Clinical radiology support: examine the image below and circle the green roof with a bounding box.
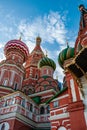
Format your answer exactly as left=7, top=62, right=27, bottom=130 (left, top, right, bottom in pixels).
left=32, top=96, right=41, bottom=104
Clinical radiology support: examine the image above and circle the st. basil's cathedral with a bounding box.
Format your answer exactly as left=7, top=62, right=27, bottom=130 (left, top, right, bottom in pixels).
left=0, top=4, right=87, bottom=130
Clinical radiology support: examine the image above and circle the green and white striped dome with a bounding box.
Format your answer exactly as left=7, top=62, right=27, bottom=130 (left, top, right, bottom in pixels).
left=38, top=56, right=56, bottom=70
left=58, top=46, right=74, bottom=68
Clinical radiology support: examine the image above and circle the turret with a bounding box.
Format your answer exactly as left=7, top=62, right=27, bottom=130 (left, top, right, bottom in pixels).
left=58, top=45, right=74, bottom=69
left=0, top=39, right=29, bottom=96
left=22, top=36, right=44, bottom=95
left=4, top=39, right=29, bottom=65
left=38, top=56, right=56, bottom=77
left=75, top=5, right=87, bottom=54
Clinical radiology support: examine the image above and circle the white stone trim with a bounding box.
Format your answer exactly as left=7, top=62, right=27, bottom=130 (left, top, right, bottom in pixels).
left=51, top=121, right=60, bottom=125
left=0, top=112, right=50, bottom=128
left=70, top=79, right=77, bottom=102
left=29, top=89, right=56, bottom=97
left=50, top=106, right=68, bottom=113
left=62, top=119, right=70, bottom=125
left=51, top=94, right=69, bottom=102
left=41, top=94, right=53, bottom=99
left=84, top=109, right=87, bottom=126
left=66, top=124, right=71, bottom=127
left=0, top=113, right=16, bottom=120
left=49, top=112, right=69, bottom=120
left=0, top=64, right=24, bottom=73
left=51, top=126, right=57, bottom=128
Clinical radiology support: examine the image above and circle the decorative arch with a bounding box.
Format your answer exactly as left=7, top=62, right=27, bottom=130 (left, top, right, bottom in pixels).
left=0, top=122, right=9, bottom=130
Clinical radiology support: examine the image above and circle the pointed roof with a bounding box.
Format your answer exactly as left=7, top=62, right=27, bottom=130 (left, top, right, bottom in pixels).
left=25, top=36, right=44, bottom=68
left=31, top=36, right=43, bottom=54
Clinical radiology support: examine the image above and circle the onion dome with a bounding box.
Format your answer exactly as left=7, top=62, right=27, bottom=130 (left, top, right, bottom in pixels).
left=58, top=45, right=74, bottom=68
left=38, top=56, right=56, bottom=70
left=4, top=39, right=29, bottom=61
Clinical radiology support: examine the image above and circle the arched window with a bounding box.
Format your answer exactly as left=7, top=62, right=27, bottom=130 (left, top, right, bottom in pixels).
left=28, top=89, right=33, bottom=95
left=1, top=123, right=5, bottom=130
left=5, top=100, right=8, bottom=107
left=14, top=83, right=18, bottom=90
left=58, top=126, right=66, bottom=130
left=54, top=101, right=58, bottom=107
left=40, top=106, right=45, bottom=114
left=47, top=105, right=50, bottom=114
left=35, top=73, right=38, bottom=79
left=30, top=104, right=33, bottom=112
left=21, top=99, right=25, bottom=107
left=12, top=98, right=15, bottom=105
left=3, top=79, right=8, bottom=86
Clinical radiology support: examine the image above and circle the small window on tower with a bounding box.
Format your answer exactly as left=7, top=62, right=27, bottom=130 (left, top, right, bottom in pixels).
left=12, top=55, right=15, bottom=60
left=3, top=79, right=8, bottom=86
left=54, top=101, right=58, bottom=107
left=30, top=104, right=33, bottom=112
left=40, top=106, right=45, bottom=114
left=1, top=123, right=5, bottom=130
left=12, top=98, right=15, bottom=105
left=35, top=74, right=38, bottom=79
left=21, top=99, right=25, bottom=107
left=47, top=105, right=50, bottom=114
left=14, top=83, right=18, bottom=90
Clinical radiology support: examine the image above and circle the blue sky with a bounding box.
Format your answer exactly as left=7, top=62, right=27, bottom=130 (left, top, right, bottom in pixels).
left=0, top=0, right=87, bottom=82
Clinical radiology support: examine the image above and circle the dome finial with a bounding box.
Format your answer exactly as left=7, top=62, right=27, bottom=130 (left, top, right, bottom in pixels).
left=45, top=50, right=48, bottom=57
left=66, top=39, right=69, bottom=48
left=79, top=4, right=85, bottom=11
left=36, top=35, right=42, bottom=45
left=19, top=32, right=23, bottom=41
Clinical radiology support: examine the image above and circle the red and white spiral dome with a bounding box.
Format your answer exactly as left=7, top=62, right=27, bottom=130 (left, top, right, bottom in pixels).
left=4, top=39, right=29, bottom=61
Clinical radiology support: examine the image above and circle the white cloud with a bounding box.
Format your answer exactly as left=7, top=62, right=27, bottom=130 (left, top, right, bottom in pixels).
left=17, top=11, right=67, bottom=48
left=0, top=10, right=68, bottom=82
left=17, top=11, right=67, bottom=82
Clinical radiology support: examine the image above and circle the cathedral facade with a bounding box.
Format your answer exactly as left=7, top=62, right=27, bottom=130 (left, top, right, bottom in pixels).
left=0, top=4, right=87, bottom=130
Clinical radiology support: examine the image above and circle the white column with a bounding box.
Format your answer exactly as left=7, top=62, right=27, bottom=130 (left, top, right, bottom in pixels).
left=70, top=79, right=77, bottom=102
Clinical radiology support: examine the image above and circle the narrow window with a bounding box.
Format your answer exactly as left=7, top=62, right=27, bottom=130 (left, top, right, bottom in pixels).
left=47, top=105, right=50, bottom=114
left=54, top=101, right=58, bottom=107
left=3, top=79, right=8, bottom=86
left=1, top=123, right=5, bottom=130
left=30, top=104, right=33, bottom=112
left=40, top=106, right=45, bottom=114
left=35, top=74, right=38, bottom=79
left=21, top=99, right=25, bottom=107
left=14, top=83, right=18, bottom=90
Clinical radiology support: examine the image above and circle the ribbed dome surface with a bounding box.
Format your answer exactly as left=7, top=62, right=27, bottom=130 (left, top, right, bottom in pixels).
left=4, top=39, right=29, bottom=60
left=58, top=46, right=74, bottom=68
left=38, top=56, right=56, bottom=70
